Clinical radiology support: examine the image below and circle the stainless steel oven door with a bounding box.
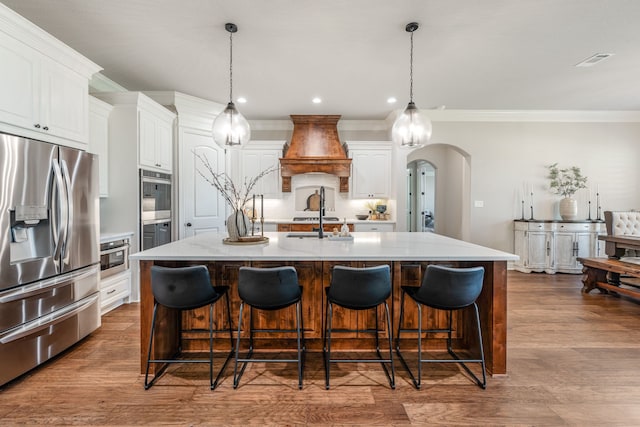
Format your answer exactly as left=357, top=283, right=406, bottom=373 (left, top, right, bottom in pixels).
left=140, top=170, right=171, bottom=222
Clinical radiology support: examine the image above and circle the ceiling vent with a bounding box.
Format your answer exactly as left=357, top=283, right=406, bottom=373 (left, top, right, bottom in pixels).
left=575, top=53, right=614, bottom=67
left=280, top=115, right=352, bottom=193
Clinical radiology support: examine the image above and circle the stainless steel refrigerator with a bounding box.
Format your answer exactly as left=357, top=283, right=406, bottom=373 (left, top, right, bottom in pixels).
left=0, top=132, right=101, bottom=386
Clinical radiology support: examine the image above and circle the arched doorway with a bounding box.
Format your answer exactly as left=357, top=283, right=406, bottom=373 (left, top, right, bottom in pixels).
left=406, top=144, right=471, bottom=241
left=406, top=160, right=436, bottom=232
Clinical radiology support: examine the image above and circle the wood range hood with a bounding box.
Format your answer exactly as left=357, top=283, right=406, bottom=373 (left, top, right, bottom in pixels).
left=280, top=115, right=352, bottom=192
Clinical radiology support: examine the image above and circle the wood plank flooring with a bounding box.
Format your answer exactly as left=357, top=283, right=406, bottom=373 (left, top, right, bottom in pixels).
left=2, top=271, right=640, bottom=425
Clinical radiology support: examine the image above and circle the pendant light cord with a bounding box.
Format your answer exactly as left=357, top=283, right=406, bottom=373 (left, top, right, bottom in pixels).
left=228, top=30, right=233, bottom=103
left=409, top=30, right=414, bottom=103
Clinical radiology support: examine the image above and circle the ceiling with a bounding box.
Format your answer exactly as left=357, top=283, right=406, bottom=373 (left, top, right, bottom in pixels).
left=3, top=0, right=640, bottom=120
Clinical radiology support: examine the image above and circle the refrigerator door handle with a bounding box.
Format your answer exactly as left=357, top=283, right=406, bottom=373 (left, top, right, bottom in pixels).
left=0, top=294, right=99, bottom=344
left=51, top=158, right=66, bottom=266
left=0, top=265, right=99, bottom=303
left=60, top=159, right=72, bottom=264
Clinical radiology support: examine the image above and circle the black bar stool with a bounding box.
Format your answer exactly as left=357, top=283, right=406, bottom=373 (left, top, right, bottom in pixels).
left=144, top=265, right=234, bottom=390
left=396, top=264, right=486, bottom=389
left=233, top=266, right=305, bottom=389
left=324, top=265, right=395, bottom=389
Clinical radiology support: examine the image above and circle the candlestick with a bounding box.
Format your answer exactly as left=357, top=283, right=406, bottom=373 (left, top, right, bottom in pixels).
left=260, top=195, right=264, bottom=237
left=596, top=191, right=601, bottom=220
left=252, top=195, right=256, bottom=236
left=521, top=200, right=525, bottom=220
left=529, top=189, right=534, bottom=220
left=588, top=200, right=592, bottom=220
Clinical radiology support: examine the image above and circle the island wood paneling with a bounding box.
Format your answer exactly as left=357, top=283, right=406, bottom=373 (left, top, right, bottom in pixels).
left=139, top=258, right=508, bottom=376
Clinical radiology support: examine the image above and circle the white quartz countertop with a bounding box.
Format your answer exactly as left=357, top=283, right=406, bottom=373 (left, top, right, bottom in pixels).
left=130, top=231, right=518, bottom=262
left=263, top=218, right=395, bottom=224
left=100, top=231, right=134, bottom=243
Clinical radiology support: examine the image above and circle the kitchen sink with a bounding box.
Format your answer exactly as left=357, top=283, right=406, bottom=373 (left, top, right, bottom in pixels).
left=285, top=233, right=321, bottom=238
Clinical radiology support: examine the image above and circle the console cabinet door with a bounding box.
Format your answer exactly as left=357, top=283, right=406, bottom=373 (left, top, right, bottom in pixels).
left=527, top=231, right=550, bottom=270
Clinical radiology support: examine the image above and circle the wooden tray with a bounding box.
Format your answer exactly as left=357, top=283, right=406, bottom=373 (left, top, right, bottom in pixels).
left=223, top=236, right=269, bottom=245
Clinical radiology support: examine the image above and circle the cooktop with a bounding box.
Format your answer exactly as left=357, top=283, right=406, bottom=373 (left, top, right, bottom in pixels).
left=292, top=216, right=340, bottom=221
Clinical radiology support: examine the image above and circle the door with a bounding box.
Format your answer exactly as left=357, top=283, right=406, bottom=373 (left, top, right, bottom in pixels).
left=179, top=128, right=226, bottom=238
left=0, top=134, right=58, bottom=290
left=59, top=146, right=99, bottom=273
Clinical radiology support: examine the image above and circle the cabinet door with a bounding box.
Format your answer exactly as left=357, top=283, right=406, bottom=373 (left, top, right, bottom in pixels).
left=351, top=149, right=391, bottom=198
left=240, top=148, right=280, bottom=198
left=513, top=229, right=526, bottom=268
left=527, top=232, right=550, bottom=270
left=554, top=232, right=576, bottom=270
left=40, top=57, right=88, bottom=145
left=575, top=232, right=594, bottom=263
left=138, top=110, right=157, bottom=168
left=155, top=119, right=173, bottom=172
left=0, top=33, right=38, bottom=130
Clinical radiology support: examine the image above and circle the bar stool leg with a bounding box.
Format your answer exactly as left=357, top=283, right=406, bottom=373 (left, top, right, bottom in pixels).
left=416, top=303, right=423, bottom=389
left=324, top=302, right=333, bottom=390
left=383, top=302, right=396, bottom=389
left=233, top=302, right=245, bottom=389
left=296, top=300, right=303, bottom=389
left=144, top=303, right=159, bottom=390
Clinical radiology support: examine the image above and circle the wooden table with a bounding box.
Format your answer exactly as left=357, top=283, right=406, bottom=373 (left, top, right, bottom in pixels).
left=131, top=232, right=517, bottom=376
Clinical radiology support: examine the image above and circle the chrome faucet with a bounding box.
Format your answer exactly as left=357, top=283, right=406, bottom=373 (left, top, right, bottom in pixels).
left=318, top=186, right=325, bottom=239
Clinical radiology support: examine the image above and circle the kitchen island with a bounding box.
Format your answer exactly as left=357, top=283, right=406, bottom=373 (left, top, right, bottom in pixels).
left=131, top=232, right=518, bottom=375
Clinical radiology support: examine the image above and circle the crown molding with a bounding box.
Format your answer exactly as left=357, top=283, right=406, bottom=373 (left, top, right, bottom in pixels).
left=386, top=109, right=640, bottom=123
left=89, top=73, right=127, bottom=93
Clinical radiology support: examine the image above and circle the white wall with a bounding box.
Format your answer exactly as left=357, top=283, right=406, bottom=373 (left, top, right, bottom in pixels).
left=412, top=117, right=640, bottom=253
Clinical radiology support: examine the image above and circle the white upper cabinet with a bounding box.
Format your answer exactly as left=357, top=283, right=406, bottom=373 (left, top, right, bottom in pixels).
left=93, top=92, right=176, bottom=174
left=88, top=96, right=113, bottom=197
left=240, top=141, right=283, bottom=198
left=0, top=4, right=101, bottom=148
left=138, top=107, right=174, bottom=172
left=347, top=141, right=392, bottom=199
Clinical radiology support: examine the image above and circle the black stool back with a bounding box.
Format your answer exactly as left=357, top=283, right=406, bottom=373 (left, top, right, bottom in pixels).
left=328, top=265, right=391, bottom=309
left=238, top=266, right=301, bottom=310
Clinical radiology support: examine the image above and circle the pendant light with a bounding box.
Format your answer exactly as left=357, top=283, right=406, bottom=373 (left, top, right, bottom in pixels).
left=392, top=22, right=432, bottom=148
left=213, top=22, right=251, bottom=147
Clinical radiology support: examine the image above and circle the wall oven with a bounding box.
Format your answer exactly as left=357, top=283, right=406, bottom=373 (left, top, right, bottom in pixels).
left=100, top=238, right=130, bottom=279
left=140, top=169, right=173, bottom=250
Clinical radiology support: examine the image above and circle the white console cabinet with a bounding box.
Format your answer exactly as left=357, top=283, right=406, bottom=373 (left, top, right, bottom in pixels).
left=513, top=220, right=606, bottom=274
left=347, top=141, right=392, bottom=199
left=0, top=4, right=101, bottom=148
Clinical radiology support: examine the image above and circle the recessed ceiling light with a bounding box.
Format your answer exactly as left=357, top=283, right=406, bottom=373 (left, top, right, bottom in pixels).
left=312, top=97, right=322, bottom=104
left=575, top=53, right=614, bottom=67
left=236, top=97, right=247, bottom=103
left=387, top=97, right=397, bottom=104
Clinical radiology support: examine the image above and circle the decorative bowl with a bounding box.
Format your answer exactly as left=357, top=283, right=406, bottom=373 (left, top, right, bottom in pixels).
left=356, top=214, right=369, bottom=220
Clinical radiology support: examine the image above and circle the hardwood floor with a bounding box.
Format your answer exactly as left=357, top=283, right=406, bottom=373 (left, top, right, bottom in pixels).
left=2, top=271, right=640, bottom=425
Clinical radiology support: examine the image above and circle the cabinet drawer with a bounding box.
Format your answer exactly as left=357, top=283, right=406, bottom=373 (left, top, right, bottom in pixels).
left=527, top=222, right=555, bottom=232
left=355, top=223, right=395, bottom=232
left=555, top=223, right=592, bottom=232
left=100, top=272, right=131, bottom=313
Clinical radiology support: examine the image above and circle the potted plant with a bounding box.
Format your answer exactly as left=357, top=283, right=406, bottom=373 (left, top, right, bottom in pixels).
left=195, top=152, right=277, bottom=240
left=547, top=163, right=588, bottom=220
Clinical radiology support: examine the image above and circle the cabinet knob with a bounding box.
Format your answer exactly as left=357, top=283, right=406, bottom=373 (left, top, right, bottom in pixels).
left=186, top=222, right=192, bottom=227
left=34, top=124, right=40, bottom=129
left=43, top=126, right=49, bottom=131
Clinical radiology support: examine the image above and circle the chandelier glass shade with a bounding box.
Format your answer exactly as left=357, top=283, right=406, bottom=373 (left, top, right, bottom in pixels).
left=212, top=22, right=250, bottom=147
left=392, top=22, right=432, bottom=148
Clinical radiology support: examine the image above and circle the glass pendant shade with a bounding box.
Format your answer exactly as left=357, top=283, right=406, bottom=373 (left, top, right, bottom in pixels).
left=213, top=101, right=251, bottom=147
left=392, top=101, right=432, bottom=148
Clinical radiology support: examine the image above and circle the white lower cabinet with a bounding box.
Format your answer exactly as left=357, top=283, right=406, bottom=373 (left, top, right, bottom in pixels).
left=100, top=271, right=131, bottom=315
left=354, top=223, right=395, bottom=232
left=513, top=220, right=605, bottom=274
